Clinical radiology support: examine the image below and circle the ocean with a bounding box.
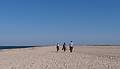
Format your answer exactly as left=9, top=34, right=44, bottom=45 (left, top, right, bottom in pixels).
left=0, top=46, right=36, bottom=50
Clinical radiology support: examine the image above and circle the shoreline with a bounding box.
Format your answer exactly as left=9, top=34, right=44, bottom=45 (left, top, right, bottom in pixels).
left=0, top=45, right=120, bottom=50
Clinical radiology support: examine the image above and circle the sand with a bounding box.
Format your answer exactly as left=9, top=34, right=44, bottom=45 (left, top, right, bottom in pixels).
left=0, top=46, right=120, bottom=69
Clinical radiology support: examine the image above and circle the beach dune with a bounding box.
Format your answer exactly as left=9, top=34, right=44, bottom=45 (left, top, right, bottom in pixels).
left=0, top=46, right=120, bottom=69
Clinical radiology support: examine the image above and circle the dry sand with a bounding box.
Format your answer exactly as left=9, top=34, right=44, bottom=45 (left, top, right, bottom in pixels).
left=0, top=46, right=120, bottom=69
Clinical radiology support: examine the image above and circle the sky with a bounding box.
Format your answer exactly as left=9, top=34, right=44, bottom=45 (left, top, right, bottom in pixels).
left=0, top=0, right=120, bottom=45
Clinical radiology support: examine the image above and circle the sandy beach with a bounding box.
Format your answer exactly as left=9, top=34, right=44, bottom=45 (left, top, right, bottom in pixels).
left=0, top=46, right=120, bottom=69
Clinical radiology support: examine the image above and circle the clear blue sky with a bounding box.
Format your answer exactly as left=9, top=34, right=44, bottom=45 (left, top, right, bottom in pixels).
left=0, top=0, right=120, bottom=45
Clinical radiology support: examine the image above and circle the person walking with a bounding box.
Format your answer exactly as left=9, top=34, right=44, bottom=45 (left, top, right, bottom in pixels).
left=56, top=43, right=60, bottom=52
left=62, top=42, right=66, bottom=52
left=69, top=41, right=73, bottom=53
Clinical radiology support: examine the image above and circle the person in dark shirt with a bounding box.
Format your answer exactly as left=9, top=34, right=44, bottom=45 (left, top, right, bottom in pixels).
left=62, top=42, right=66, bottom=52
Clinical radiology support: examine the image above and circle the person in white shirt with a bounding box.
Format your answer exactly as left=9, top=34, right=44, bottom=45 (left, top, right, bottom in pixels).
left=56, top=43, right=60, bottom=52
left=69, top=41, right=73, bottom=53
